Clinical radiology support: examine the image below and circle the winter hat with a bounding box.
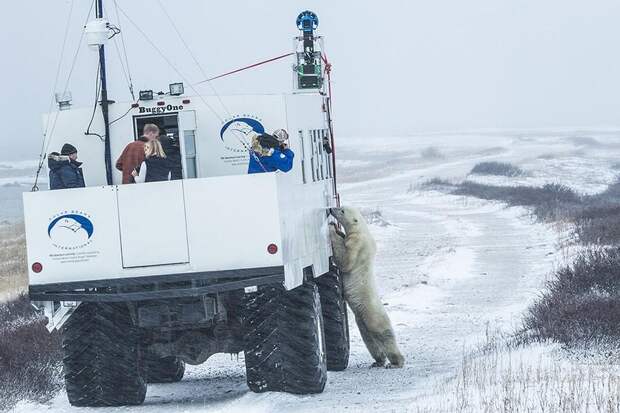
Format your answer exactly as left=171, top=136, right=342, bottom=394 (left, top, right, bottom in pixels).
left=61, top=143, right=77, bottom=156
left=272, top=129, right=289, bottom=142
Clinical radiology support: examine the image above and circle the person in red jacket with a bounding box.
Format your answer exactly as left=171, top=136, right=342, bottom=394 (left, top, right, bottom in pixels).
left=116, top=123, right=159, bottom=184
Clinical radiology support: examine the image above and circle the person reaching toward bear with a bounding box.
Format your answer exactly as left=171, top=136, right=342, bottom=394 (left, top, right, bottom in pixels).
left=329, top=206, right=405, bottom=369
left=247, top=129, right=294, bottom=174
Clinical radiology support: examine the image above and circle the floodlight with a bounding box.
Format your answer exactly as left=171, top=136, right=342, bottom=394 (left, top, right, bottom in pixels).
left=139, top=90, right=154, bottom=100
left=169, top=82, right=184, bottom=96
left=55, top=91, right=72, bottom=110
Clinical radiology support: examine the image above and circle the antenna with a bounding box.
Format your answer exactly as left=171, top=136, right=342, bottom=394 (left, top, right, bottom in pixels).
left=95, top=0, right=113, bottom=185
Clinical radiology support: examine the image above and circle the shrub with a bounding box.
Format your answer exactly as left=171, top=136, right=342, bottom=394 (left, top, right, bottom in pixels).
left=432, top=178, right=620, bottom=244
left=524, top=248, right=620, bottom=345
left=420, top=147, right=444, bottom=159
left=422, top=177, right=452, bottom=187
left=572, top=203, right=620, bottom=245
left=469, top=161, right=524, bottom=177
left=453, top=181, right=581, bottom=220
left=597, top=178, right=620, bottom=202
left=0, top=295, right=62, bottom=410
left=568, top=136, right=602, bottom=147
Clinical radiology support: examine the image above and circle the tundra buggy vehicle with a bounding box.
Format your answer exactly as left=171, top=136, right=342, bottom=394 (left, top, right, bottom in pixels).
left=25, top=7, right=349, bottom=406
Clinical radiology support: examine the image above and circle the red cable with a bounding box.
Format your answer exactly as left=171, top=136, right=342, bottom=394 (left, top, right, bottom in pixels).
left=196, top=52, right=295, bottom=84
left=194, top=49, right=341, bottom=205
left=321, top=53, right=339, bottom=206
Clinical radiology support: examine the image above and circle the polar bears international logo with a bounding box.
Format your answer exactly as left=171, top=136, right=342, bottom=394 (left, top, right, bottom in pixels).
left=219, top=116, right=265, bottom=154
left=48, top=212, right=94, bottom=250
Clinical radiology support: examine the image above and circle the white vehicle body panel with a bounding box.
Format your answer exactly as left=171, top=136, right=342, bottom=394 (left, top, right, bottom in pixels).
left=24, top=186, right=123, bottom=284
left=26, top=93, right=336, bottom=290
left=117, top=181, right=189, bottom=268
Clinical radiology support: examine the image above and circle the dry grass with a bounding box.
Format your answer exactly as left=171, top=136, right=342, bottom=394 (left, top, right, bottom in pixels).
left=524, top=247, right=620, bottom=345
left=0, top=222, right=28, bottom=302
left=412, top=339, right=620, bottom=413
left=453, top=181, right=581, bottom=221
left=0, top=295, right=63, bottom=410
left=424, top=178, right=620, bottom=245
left=0, top=224, right=62, bottom=410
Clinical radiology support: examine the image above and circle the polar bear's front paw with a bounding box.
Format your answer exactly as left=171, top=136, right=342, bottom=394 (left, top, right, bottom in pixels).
left=329, top=222, right=346, bottom=239
left=386, top=353, right=405, bottom=369
left=370, top=360, right=386, bottom=368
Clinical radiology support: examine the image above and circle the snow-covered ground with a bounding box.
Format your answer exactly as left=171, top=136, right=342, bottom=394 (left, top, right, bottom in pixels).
left=0, top=160, right=41, bottom=225
left=13, top=131, right=620, bottom=412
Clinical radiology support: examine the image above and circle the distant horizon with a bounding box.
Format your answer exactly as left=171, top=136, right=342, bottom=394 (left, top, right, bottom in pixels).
left=4, top=1, right=620, bottom=161
left=4, top=125, right=619, bottom=164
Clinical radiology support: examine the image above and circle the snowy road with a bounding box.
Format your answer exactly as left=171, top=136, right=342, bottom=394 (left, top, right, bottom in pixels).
left=17, top=132, right=620, bottom=412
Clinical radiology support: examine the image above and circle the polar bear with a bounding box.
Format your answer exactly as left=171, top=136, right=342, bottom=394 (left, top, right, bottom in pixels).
left=329, top=207, right=405, bottom=368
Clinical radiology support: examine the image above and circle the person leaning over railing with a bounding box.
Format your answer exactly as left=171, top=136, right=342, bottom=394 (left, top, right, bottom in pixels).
left=48, top=143, right=85, bottom=190
left=247, top=129, right=295, bottom=174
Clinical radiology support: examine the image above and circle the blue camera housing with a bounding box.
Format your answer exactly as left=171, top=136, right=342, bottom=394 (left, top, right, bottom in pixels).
left=296, top=11, right=319, bottom=33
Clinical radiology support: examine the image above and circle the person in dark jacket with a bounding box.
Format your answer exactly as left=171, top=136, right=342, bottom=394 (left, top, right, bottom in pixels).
left=132, top=140, right=170, bottom=183
left=159, top=128, right=182, bottom=180
left=48, top=143, right=85, bottom=190
left=247, top=129, right=294, bottom=174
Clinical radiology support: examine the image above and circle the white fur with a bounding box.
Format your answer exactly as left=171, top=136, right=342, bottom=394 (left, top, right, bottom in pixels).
left=329, top=207, right=405, bottom=368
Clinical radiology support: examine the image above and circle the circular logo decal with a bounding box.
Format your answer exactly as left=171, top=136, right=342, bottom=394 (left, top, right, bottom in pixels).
left=48, top=213, right=94, bottom=250
left=219, top=116, right=265, bottom=154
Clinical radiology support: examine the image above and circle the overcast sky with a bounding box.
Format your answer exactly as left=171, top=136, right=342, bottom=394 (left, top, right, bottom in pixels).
left=2, top=0, right=620, bottom=160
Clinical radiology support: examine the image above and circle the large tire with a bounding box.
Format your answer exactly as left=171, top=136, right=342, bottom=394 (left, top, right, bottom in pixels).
left=316, top=267, right=350, bottom=371
left=63, top=303, right=147, bottom=407
left=143, top=350, right=185, bottom=383
left=243, top=281, right=327, bottom=394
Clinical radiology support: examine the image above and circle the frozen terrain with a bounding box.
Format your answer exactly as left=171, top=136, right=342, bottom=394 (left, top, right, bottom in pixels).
left=13, top=131, right=620, bottom=412
left=0, top=159, right=41, bottom=224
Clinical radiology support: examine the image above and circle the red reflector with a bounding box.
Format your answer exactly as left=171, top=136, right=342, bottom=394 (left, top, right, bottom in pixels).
left=32, top=262, right=43, bottom=273
left=267, top=244, right=278, bottom=254
left=182, top=99, right=191, bottom=104
left=157, top=101, right=166, bottom=106
left=131, top=103, right=139, bottom=108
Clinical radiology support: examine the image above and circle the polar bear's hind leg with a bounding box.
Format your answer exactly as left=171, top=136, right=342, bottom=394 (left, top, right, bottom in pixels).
left=379, top=329, right=405, bottom=368
left=359, top=304, right=405, bottom=369
left=355, top=315, right=386, bottom=367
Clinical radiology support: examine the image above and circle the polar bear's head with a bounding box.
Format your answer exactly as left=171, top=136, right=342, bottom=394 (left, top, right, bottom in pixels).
left=329, top=206, right=366, bottom=233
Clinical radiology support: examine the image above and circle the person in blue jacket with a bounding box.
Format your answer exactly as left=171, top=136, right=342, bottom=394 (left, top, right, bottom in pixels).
left=247, top=129, right=295, bottom=174
left=48, top=143, right=86, bottom=190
